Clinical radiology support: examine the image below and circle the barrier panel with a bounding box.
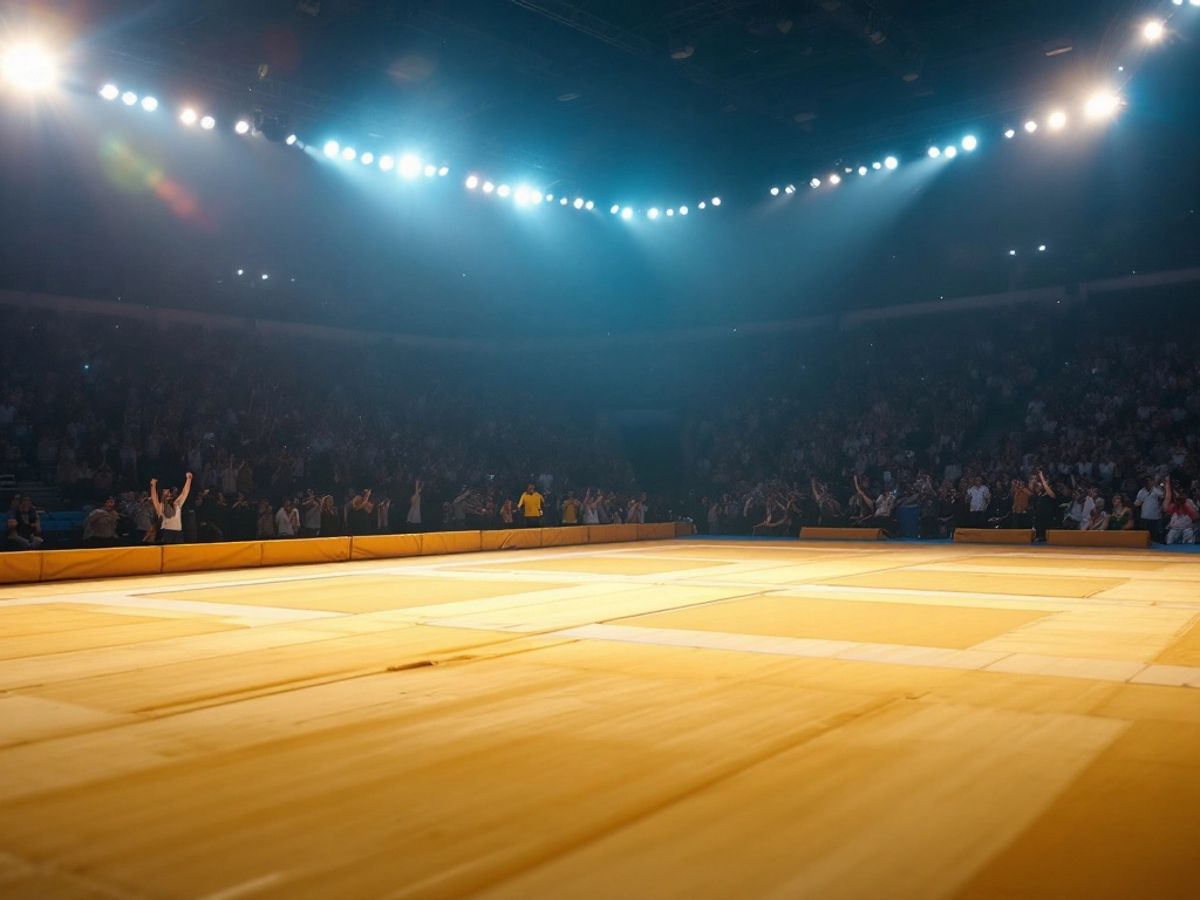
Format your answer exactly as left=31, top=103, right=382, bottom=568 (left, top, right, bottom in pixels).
left=637, top=523, right=677, bottom=541
left=350, top=533, right=423, bottom=560
left=40, top=546, right=163, bottom=582
left=954, top=529, right=1034, bottom=545
left=162, top=541, right=263, bottom=573
left=800, top=527, right=885, bottom=541
left=1047, top=530, right=1152, bottom=549
left=540, top=526, right=590, bottom=547
left=481, top=529, right=543, bottom=551
left=0, top=552, right=43, bottom=584
left=588, top=524, right=639, bottom=544
left=674, top=522, right=696, bottom=538
left=421, top=530, right=483, bottom=556
left=260, top=537, right=351, bottom=567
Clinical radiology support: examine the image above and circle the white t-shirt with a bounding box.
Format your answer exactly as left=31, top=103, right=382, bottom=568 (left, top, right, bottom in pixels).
left=1137, top=486, right=1164, bottom=520
left=275, top=507, right=297, bottom=537
left=967, top=485, right=990, bottom=512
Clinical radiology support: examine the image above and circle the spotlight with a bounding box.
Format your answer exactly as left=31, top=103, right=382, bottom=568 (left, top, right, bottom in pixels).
left=236, top=269, right=244, bottom=276
left=1142, top=20, right=1165, bottom=43
left=379, top=155, right=395, bottom=172
left=621, top=207, right=633, bottom=220
left=585, top=200, right=595, bottom=210
left=465, top=174, right=479, bottom=189
left=261, top=273, right=269, bottom=280
left=559, top=196, right=568, bottom=206
left=784, top=184, right=796, bottom=194
left=810, top=178, right=821, bottom=189
left=711, top=197, right=721, bottom=206
left=514, top=185, right=530, bottom=204
left=423, top=164, right=436, bottom=177
left=360, top=152, right=375, bottom=165
left=140, top=96, right=158, bottom=112
left=610, top=204, right=620, bottom=214
left=398, top=153, right=421, bottom=178
left=944, top=145, right=958, bottom=159
left=573, top=197, right=584, bottom=209
left=679, top=205, right=688, bottom=215
left=928, top=146, right=941, bottom=159
left=770, top=186, right=780, bottom=196
left=99, top=83, right=119, bottom=100
left=884, top=156, right=898, bottom=169
left=1004, top=128, right=1016, bottom=139
left=828, top=173, right=841, bottom=185
left=1048, top=110, right=1067, bottom=130
left=482, top=181, right=495, bottom=193
left=531, top=191, right=543, bottom=204
left=1, top=41, right=58, bottom=92
left=200, top=115, right=216, bottom=130
left=323, top=140, right=340, bottom=158
left=545, top=194, right=554, bottom=202
left=858, top=166, right=868, bottom=176
left=121, top=91, right=138, bottom=106
left=962, top=135, right=978, bottom=151
left=698, top=201, right=706, bottom=209
left=285, top=133, right=297, bottom=146
left=1024, top=119, right=1038, bottom=133
left=1038, top=244, right=1047, bottom=252
left=497, top=184, right=511, bottom=197
left=1008, top=249, right=1017, bottom=256
left=1084, top=91, right=1121, bottom=121
left=438, top=166, right=449, bottom=176
left=872, top=161, right=882, bottom=170
left=666, top=208, right=675, bottom=217
left=344, top=147, right=359, bottom=161
left=648, top=208, right=660, bottom=220
left=235, top=119, right=251, bottom=135
left=180, top=107, right=198, bottom=126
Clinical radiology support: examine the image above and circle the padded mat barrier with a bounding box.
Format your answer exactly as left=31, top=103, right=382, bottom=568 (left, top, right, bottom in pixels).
left=1048, top=530, right=1152, bottom=549
left=801, top=527, right=885, bottom=541
left=955, top=529, right=1035, bottom=545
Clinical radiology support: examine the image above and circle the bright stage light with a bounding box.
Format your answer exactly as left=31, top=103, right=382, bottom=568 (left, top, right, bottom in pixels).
left=531, top=191, right=543, bottom=204
left=514, top=185, right=529, bottom=204
left=711, top=197, right=721, bottom=206
left=1038, top=244, right=1047, bottom=252
left=1, top=41, right=58, bottom=92
left=1024, top=119, right=1038, bottom=133
left=497, top=184, right=511, bottom=197
left=559, top=196, right=568, bottom=206
left=1048, top=110, right=1067, bottom=130
left=360, top=152, right=375, bottom=165
left=872, top=161, right=882, bottom=170
left=200, top=115, right=216, bottom=130
left=236, top=268, right=244, bottom=276
left=585, top=200, right=594, bottom=210
left=666, top=208, right=674, bottom=217
left=342, top=147, right=357, bottom=161
left=99, top=83, right=119, bottom=100
left=829, top=173, right=841, bottom=185
left=180, top=107, right=198, bottom=126
left=858, top=166, right=868, bottom=176
left=784, top=184, right=796, bottom=194
left=1004, top=128, right=1016, bottom=139
left=261, top=273, right=269, bottom=281
left=379, top=155, right=395, bottom=172
left=810, top=177, right=821, bottom=188
left=610, top=204, right=620, bottom=214
left=545, top=194, right=555, bottom=203
left=1142, top=20, right=1165, bottom=43
left=944, top=145, right=958, bottom=159
left=621, top=207, right=633, bottom=220
left=648, top=207, right=660, bottom=220
left=1008, top=249, right=1017, bottom=256
left=235, top=119, right=251, bottom=135
left=1084, top=91, right=1121, bottom=121
left=770, top=186, right=780, bottom=196
left=285, top=134, right=297, bottom=146
left=679, top=205, right=688, bottom=215
left=573, top=197, right=584, bottom=209
left=928, top=146, right=941, bottom=159
left=884, top=156, right=899, bottom=170
left=438, top=165, right=449, bottom=176
left=140, top=96, right=158, bottom=112
left=121, top=91, right=138, bottom=106
left=398, top=153, right=421, bottom=178
left=698, top=201, right=706, bottom=209
left=962, top=135, right=978, bottom=151
left=423, top=164, right=436, bottom=177
left=465, top=174, right=479, bottom=189
left=482, top=181, right=495, bottom=193
left=323, top=140, right=340, bottom=158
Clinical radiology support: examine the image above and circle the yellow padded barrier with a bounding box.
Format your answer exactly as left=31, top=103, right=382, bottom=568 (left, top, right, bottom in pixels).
left=481, top=529, right=542, bottom=551
left=637, top=523, right=676, bottom=541
left=1047, top=530, right=1151, bottom=549
left=540, top=526, right=590, bottom=547
left=674, top=522, right=696, bottom=538
left=421, top=530, right=483, bottom=556
left=954, top=529, right=1034, bottom=545
left=40, top=546, right=163, bottom=582
left=589, top=524, right=639, bottom=544
left=0, top=552, right=43, bottom=584
left=260, top=537, right=351, bottom=567
left=350, top=533, right=423, bottom=560
left=801, top=527, right=885, bottom=541
left=162, top=541, right=263, bottom=573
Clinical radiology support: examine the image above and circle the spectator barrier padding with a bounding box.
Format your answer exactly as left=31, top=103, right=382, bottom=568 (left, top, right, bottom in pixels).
left=674, top=522, right=696, bottom=537
left=349, top=534, right=423, bottom=560
left=800, top=527, right=885, bottom=541
left=954, top=529, right=1035, bottom=545
left=1047, top=530, right=1151, bottom=549
left=0, top=525, right=687, bottom=584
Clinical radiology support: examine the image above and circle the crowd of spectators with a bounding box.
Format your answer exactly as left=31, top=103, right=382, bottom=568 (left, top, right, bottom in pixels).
left=3, top=293, right=1198, bottom=550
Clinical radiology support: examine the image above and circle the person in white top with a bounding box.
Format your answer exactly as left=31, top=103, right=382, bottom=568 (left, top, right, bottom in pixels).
left=150, top=472, right=192, bottom=544
left=1135, top=477, right=1165, bottom=541
left=275, top=499, right=300, bottom=537
left=965, top=476, right=990, bottom=528
left=406, top=479, right=422, bottom=531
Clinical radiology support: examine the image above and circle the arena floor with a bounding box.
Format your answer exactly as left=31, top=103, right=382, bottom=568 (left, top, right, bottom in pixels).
left=1, top=538, right=1199, bottom=899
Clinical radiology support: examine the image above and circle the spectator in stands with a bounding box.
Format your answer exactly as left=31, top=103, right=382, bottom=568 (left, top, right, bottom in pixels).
left=256, top=499, right=276, bottom=539
left=1135, top=477, right=1165, bottom=541
left=6, top=495, right=44, bottom=549
left=561, top=491, right=582, bottom=527
left=347, top=490, right=374, bottom=535
left=1082, top=498, right=1110, bottom=531
left=406, top=480, right=422, bottom=532
left=82, top=497, right=122, bottom=547
left=1163, top=479, right=1197, bottom=545
left=965, top=476, right=990, bottom=529
left=517, top=482, right=544, bottom=528
left=275, top=498, right=300, bottom=538
left=300, top=491, right=322, bottom=537
left=320, top=494, right=339, bottom=536
left=150, top=473, right=192, bottom=544
left=1109, top=494, right=1134, bottom=530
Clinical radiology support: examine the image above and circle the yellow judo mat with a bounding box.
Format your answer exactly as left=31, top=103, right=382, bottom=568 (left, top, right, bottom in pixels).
left=1, top=539, right=1199, bottom=899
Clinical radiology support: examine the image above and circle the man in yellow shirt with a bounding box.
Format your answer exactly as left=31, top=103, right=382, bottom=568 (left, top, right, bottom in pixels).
left=561, top=490, right=581, bottom=526
left=517, top=483, right=544, bottom=527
